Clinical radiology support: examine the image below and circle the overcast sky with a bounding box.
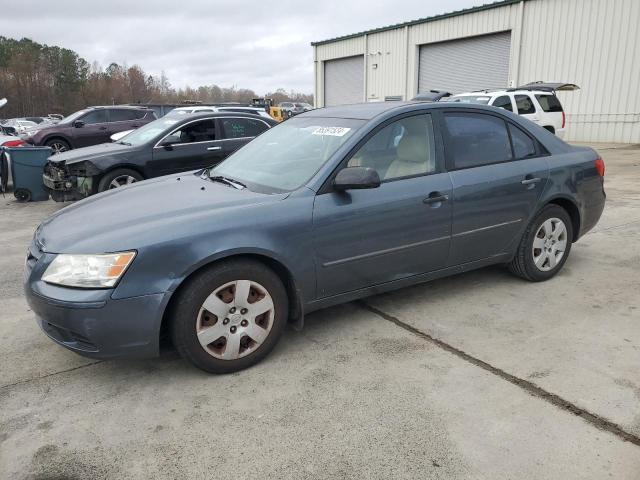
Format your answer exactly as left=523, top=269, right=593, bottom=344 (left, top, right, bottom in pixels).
left=3, top=0, right=482, bottom=94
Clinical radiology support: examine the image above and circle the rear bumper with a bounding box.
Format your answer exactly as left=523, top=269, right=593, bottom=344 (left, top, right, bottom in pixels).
left=25, top=286, right=166, bottom=359
left=578, top=190, right=606, bottom=239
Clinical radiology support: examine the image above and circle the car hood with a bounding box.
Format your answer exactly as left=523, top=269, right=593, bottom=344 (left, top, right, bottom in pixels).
left=37, top=173, right=288, bottom=253
left=48, top=142, right=133, bottom=165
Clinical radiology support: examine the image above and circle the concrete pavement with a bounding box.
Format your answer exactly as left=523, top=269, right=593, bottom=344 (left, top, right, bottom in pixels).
left=1, top=144, right=639, bottom=479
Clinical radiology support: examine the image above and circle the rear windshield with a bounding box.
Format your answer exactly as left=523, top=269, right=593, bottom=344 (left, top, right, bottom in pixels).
left=535, top=94, right=563, bottom=112
left=445, top=96, right=491, bottom=105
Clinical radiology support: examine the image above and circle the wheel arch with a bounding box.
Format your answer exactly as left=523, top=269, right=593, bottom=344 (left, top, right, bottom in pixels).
left=158, top=252, right=304, bottom=350
left=42, top=134, right=73, bottom=148
left=545, top=196, right=581, bottom=242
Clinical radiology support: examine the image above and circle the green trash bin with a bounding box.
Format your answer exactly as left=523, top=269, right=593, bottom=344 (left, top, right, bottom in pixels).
left=5, top=146, right=52, bottom=202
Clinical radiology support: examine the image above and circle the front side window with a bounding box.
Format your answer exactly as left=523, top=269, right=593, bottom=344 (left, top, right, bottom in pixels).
left=80, top=110, right=107, bottom=125
left=212, top=117, right=363, bottom=192
left=492, top=95, right=513, bottom=112
left=444, top=112, right=512, bottom=169
left=169, top=119, right=216, bottom=144
left=347, top=114, right=436, bottom=181
left=508, top=124, right=536, bottom=159
left=221, top=118, right=268, bottom=139
left=515, top=95, right=536, bottom=115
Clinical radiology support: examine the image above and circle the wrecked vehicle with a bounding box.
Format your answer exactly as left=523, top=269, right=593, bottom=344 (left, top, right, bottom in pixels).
left=43, top=112, right=277, bottom=201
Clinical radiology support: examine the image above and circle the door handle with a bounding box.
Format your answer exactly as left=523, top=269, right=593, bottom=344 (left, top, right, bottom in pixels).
left=521, top=177, right=541, bottom=185
left=207, top=146, right=222, bottom=151
left=423, top=192, right=449, bottom=205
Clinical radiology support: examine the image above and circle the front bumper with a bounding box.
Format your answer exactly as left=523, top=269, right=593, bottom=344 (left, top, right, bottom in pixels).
left=24, top=238, right=167, bottom=359
left=26, top=288, right=166, bottom=359
left=43, top=162, right=95, bottom=201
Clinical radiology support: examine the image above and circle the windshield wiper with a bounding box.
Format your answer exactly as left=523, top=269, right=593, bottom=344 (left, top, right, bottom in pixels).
left=208, top=175, right=246, bottom=190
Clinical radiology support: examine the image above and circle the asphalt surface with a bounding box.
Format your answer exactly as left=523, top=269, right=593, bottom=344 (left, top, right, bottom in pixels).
left=1, top=143, right=639, bottom=479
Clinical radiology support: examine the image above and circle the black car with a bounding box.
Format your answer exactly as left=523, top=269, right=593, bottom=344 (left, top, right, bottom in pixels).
left=43, top=112, right=277, bottom=201
left=23, top=105, right=157, bottom=154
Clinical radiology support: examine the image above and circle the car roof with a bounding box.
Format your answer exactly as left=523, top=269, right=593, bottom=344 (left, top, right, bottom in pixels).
left=175, top=111, right=277, bottom=123
left=453, top=89, right=554, bottom=97
left=88, top=105, right=154, bottom=110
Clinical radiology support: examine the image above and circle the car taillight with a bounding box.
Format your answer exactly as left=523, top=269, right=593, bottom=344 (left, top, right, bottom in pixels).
left=562, top=111, right=566, bottom=129
left=1, top=139, right=25, bottom=147
left=595, top=158, right=605, bottom=177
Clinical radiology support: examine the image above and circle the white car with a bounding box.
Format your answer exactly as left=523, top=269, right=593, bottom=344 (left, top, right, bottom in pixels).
left=2, top=118, right=39, bottom=134
left=444, top=82, right=579, bottom=138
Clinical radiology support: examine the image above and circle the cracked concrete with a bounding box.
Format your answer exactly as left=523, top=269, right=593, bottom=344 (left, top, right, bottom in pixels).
left=1, top=144, right=639, bottom=478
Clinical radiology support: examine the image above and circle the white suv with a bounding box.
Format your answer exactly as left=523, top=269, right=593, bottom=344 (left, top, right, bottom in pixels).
left=444, top=83, right=577, bottom=138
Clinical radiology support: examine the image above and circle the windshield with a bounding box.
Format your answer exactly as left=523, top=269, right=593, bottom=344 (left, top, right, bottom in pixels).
left=118, top=117, right=180, bottom=146
left=211, top=117, right=363, bottom=192
left=58, top=109, right=89, bottom=125
left=444, top=96, right=491, bottom=105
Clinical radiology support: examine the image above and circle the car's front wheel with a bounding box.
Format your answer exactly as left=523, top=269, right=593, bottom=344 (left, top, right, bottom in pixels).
left=97, top=168, right=144, bottom=192
left=170, top=259, right=288, bottom=373
left=509, top=204, right=573, bottom=281
left=44, top=138, right=70, bottom=155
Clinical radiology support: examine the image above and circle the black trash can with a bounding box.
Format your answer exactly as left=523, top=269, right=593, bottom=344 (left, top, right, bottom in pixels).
left=5, top=146, right=52, bottom=202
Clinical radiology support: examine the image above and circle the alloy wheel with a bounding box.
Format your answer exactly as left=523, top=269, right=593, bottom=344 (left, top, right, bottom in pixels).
left=49, top=142, right=68, bottom=154
left=109, top=175, right=138, bottom=189
left=532, top=217, right=568, bottom=271
left=196, top=280, right=275, bottom=360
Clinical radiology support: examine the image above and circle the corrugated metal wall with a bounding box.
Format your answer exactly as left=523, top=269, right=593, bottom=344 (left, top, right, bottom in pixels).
left=313, top=0, right=640, bottom=143
left=418, top=32, right=512, bottom=93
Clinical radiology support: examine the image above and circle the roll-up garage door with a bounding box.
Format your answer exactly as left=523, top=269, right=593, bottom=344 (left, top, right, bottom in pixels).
left=324, top=55, right=364, bottom=106
left=418, top=32, right=511, bottom=94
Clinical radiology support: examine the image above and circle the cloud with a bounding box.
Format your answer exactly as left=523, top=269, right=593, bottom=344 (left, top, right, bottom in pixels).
left=2, top=0, right=480, bottom=94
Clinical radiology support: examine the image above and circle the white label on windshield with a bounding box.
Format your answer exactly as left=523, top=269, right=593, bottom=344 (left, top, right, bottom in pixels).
left=312, top=126, right=351, bottom=137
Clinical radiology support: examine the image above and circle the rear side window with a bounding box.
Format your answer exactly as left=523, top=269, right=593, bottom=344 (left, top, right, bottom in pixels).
left=444, top=113, right=512, bottom=169
left=492, top=95, right=513, bottom=112
left=508, top=124, right=536, bottom=159
left=221, top=118, right=269, bottom=138
left=535, top=94, right=563, bottom=112
left=515, top=95, right=536, bottom=115
left=110, top=109, right=142, bottom=122
left=80, top=110, right=107, bottom=125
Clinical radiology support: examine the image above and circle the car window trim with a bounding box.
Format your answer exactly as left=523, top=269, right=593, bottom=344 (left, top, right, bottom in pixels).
left=440, top=109, right=548, bottom=171
left=317, top=110, right=446, bottom=195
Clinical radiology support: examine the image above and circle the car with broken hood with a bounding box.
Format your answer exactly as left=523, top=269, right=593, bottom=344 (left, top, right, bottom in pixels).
left=43, top=112, right=277, bottom=201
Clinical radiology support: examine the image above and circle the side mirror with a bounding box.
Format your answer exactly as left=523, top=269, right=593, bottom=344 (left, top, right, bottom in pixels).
left=73, top=120, right=84, bottom=128
left=333, top=166, right=381, bottom=191
left=159, top=134, right=180, bottom=149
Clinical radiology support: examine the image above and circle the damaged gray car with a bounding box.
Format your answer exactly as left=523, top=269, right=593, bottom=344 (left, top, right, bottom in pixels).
left=43, top=112, right=276, bottom=201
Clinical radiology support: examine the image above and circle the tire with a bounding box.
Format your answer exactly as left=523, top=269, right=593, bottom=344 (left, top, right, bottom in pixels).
left=508, top=204, right=573, bottom=282
left=44, top=138, right=70, bottom=155
left=97, top=168, right=144, bottom=192
left=14, top=188, right=31, bottom=202
left=170, top=259, right=288, bottom=374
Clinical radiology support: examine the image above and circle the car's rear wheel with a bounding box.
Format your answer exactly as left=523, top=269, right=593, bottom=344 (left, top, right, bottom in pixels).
left=97, top=168, right=144, bottom=192
left=170, top=259, right=288, bottom=373
left=508, top=204, right=573, bottom=281
left=44, top=138, right=70, bottom=155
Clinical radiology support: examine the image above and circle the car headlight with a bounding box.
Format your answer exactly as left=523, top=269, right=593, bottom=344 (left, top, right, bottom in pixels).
left=42, top=252, right=136, bottom=288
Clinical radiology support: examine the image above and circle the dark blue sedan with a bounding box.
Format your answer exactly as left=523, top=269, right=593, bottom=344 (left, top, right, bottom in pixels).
left=24, top=102, right=606, bottom=373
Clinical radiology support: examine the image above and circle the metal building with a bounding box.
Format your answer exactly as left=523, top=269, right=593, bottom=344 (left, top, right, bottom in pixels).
left=311, top=0, right=640, bottom=143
